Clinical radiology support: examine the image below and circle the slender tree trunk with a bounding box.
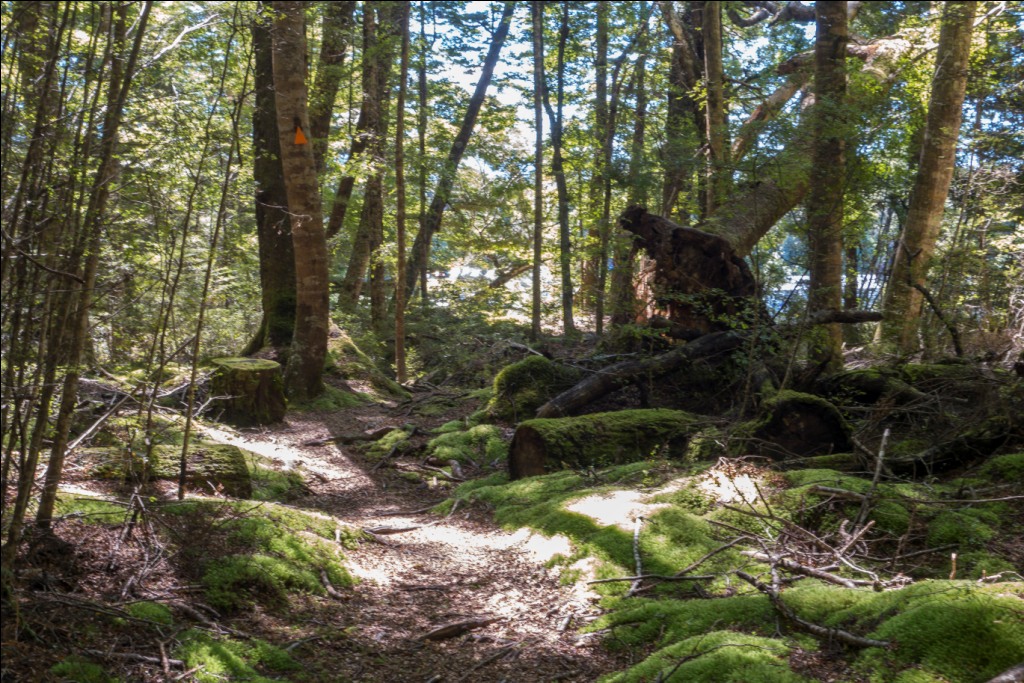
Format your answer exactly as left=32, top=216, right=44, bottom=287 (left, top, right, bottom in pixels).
left=339, top=3, right=401, bottom=312
left=611, top=12, right=649, bottom=326
left=308, top=0, right=356, bottom=175
left=34, top=1, right=152, bottom=530
left=581, top=1, right=608, bottom=312
left=404, top=1, right=515, bottom=301
left=530, top=0, right=545, bottom=340
left=416, top=0, right=432, bottom=308
left=806, top=0, right=848, bottom=371
left=394, top=1, right=410, bottom=383
left=877, top=1, right=977, bottom=351
left=272, top=0, right=330, bottom=401
left=539, top=1, right=575, bottom=335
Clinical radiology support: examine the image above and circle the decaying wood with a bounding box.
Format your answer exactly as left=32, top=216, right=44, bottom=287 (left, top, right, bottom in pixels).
left=418, top=616, right=502, bottom=641
left=537, top=331, right=745, bottom=418
left=320, top=569, right=344, bottom=599
left=736, top=571, right=890, bottom=649
left=84, top=649, right=185, bottom=668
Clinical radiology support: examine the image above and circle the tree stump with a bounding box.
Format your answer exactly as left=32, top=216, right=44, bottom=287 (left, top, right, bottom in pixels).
left=508, top=409, right=702, bottom=479
left=750, top=391, right=851, bottom=459
left=210, top=357, right=286, bottom=426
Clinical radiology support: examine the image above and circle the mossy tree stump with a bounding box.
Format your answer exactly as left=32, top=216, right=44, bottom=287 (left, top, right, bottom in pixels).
left=508, top=409, right=703, bottom=479
left=210, top=357, right=286, bottom=426
left=750, top=391, right=851, bottom=460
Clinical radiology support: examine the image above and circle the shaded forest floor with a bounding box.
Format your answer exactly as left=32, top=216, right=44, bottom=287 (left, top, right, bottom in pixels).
left=2, top=388, right=630, bottom=682
left=3, top=356, right=1024, bottom=682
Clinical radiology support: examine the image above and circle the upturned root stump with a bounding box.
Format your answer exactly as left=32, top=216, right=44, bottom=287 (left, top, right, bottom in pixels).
left=210, top=357, right=286, bottom=426
left=508, top=409, right=702, bottom=479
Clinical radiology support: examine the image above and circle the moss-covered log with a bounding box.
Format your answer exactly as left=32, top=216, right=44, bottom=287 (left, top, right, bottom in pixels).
left=487, top=355, right=581, bottom=422
left=749, top=390, right=851, bottom=460
left=81, top=442, right=253, bottom=497
left=210, top=357, right=286, bottom=426
left=508, top=409, right=703, bottom=479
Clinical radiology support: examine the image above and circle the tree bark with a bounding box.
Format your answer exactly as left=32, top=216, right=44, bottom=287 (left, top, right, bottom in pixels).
left=394, top=1, right=410, bottom=383
left=404, top=1, right=515, bottom=302
left=702, top=1, right=729, bottom=215
left=249, top=13, right=295, bottom=350
left=806, top=1, right=848, bottom=371
left=308, top=1, right=356, bottom=175
left=338, top=2, right=401, bottom=311
left=877, top=1, right=977, bottom=351
left=530, top=0, right=544, bottom=340
left=272, top=0, right=330, bottom=401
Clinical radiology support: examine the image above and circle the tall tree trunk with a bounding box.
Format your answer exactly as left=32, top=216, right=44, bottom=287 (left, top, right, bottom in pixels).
left=581, top=1, right=609, bottom=313
left=394, top=1, right=410, bottom=383
left=877, top=1, right=977, bottom=352
left=530, top=0, right=545, bottom=340
left=339, top=2, right=401, bottom=313
left=539, top=1, right=575, bottom=335
left=416, top=0, right=432, bottom=308
left=272, top=0, right=330, bottom=401
left=308, top=0, right=356, bottom=175
left=326, top=2, right=399, bottom=241
left=806, top=0, right=848, bottom=371
left=702, top=0, right=729, bottom=215
left=611, top=11, right=650, bottom=327
left=404, top=1, right=515, bottom=301
left=248, top=14, right=295, bottom=351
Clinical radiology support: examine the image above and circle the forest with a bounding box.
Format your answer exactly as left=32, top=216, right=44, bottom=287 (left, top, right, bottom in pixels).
left=1, top=0, right=1022, bottom=681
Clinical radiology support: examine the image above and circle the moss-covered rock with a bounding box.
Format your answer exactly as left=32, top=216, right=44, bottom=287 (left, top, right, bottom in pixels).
left=175, top=630, right=299, bottom=683
left=427, top=423, right=508, bottom=466
left=979, top=452, right=1024, bottom=480
left=508, top=409, right=703, bottom=478
left=209, top=357, right=286, bottom=426
left=486, top=355, right=581, bottom=422
left=80, top=442, right=253, bottom=497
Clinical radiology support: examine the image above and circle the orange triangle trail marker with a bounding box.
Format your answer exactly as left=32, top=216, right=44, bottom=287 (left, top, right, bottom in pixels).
left=294, top=124, right=308, bottom=145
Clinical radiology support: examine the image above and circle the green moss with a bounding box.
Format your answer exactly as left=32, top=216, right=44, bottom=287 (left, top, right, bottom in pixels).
left=175, top=630, right=299, bottom=683
left=927, top=510, right=995, bottom=549
left=80, top=442, right=253, bottom=497
left=53, top=496, right=126, bottom=523
left=50, top=658, right=117, bottom=683
left=980, top=452, right=1024, bottom=479
left=958, top=551, right=1017, bottom=577
left=870, top=500, right=912, bottom=535
left=427, top=424, right=508, bottom=465
left=209, top=357, right=287, bottom=426
left=516, top=409, right=703, bottom=473
left=366, top=428, right=413, bottom=458
left=125, top=601, right=173, bottom=625
left=157, top=500, right=356, bottom=612
left=600, top=630, right=805, bottom=683
left=325, top=328, right=409, bottom=399
left=486, top=355, right=581, bottom=422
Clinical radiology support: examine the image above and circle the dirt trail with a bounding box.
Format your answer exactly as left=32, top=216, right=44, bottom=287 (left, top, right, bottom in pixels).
left=205, top=404, right=625, bottom=682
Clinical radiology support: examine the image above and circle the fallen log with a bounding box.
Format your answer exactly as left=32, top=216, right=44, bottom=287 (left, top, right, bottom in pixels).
left=509, top=409, right=703, bottom=479
left=538, top=310, right=885, bottom=419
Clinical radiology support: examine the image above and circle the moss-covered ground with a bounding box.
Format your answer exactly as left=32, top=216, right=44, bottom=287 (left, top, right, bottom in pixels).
left=451, top=453, right=1024, bottom=682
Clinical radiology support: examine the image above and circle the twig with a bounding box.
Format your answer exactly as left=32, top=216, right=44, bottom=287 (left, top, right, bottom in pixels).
left=735, top=571, right=890, bottom=649
left=83, top=649, right=185, bottom=668
left=454, top=641, right=524, bottom=682
left=627, top=516, right=646, bottom=596
left=320, top=569, right=344, bottom=599
left=418, top=617, right=502, bottom=641
left=588, top=574, right=715, bottom=585
left=741, top=551, right=862, bottom=588
left=376, top=502, right=446, bottom=516
left=855, top=428, right=889, bottom=530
